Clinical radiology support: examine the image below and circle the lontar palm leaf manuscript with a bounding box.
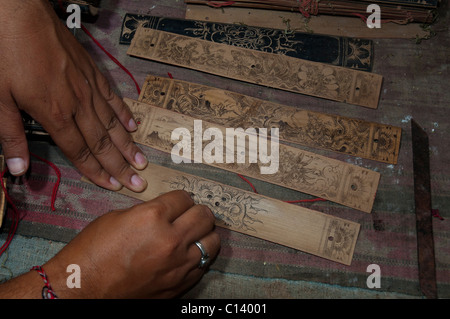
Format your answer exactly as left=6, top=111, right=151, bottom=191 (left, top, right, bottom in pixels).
left=138, top=75, right=401, bottom=164
left=127, top=27, right=383, bottom=109
left=114, top=162, right=360, bottom=265
left=125, top=98, right=380, bottom=213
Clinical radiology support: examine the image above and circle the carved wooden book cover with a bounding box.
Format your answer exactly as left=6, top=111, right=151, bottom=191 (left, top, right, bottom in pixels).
left=127, top=27, right=383, bottom=109
left=114, top=162, right=361, bottom=265
left=139, top=75, right=401, bottom=164
left=125, top=98, right=380, bottom=213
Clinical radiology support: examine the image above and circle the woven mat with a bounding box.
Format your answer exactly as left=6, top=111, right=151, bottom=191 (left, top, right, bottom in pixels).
left=0, top=0, right=449, bottom=298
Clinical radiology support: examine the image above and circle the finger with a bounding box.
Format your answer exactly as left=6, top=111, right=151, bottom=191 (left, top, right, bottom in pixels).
left=163, top=231, right=221, bottom=298
left=94, top=71, right=138, bottom=133
left=45, top=112, right=122, bottom=191
left=172, top=204, right=216, bottom=245
left=134, top=190, right=195, bottom=223
left=186, top=231, right=221, bottom=270
left=90, top=92, right=147, bottom=171
left=0, top=99, right=29, bottom=176
left=73, top=93, right=147, bottom=193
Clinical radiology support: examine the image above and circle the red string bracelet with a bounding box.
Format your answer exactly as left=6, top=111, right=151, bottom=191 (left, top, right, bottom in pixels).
left=30, top=265, right=58, bottom=299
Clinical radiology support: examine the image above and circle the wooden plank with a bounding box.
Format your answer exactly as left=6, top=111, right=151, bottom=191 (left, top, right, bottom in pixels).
left=185, top=5, right=432, bottom=39
left=0, top=155, right=5, bottom=228
left=139, top=75, right=402, bottom=164
left=127, top=27, right=383, bottom=109
left=108, top=162, right=361, bottom=265
left=412, top=119, right=438, bottom=298
left=125, top=98, right=380, bottom=213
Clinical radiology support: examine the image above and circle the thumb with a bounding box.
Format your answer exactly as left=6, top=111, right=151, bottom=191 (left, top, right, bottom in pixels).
left=0, top=102, right=30, bottom=176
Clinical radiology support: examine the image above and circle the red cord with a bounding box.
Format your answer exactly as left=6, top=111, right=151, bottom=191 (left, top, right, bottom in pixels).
left=298, top=0, right=319, bottom=18
left=30, top=153, right=61, bottom=212
left=207, top=1, right=236, bottom=8
left=237, top=174, right=258, bottom=194
left=0, top=154, right=61, bottom=256
left=80, top=24, right=141, bottom=96
left=0, top=168, right=20, bottom=256
left=237, top=174, right=325, bottom=204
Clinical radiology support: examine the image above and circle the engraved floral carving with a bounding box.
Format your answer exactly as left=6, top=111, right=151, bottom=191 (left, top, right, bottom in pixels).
left=140, top=77, right=401, bottom=163
left=168, top=176, right=264, bottom=232
left=126, top=99, right=379, bottom=213
left=322, top=220, right=358, bottom=263
left=128, top=28, right=382, bottom=108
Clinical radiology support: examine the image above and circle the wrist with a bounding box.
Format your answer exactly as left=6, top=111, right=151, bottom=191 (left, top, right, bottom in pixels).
left=40, top=258, right=88, bottom=299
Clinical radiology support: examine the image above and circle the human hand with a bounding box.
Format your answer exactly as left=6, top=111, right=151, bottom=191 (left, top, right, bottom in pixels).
left=40, top=190, right=220, bottom=298
left=0, top=0, right=147, bottom=192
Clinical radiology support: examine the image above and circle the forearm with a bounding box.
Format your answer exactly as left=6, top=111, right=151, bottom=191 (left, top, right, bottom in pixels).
left=0, top=269, right=46, bottom=298
left=0, top=259, right=83, bottom=299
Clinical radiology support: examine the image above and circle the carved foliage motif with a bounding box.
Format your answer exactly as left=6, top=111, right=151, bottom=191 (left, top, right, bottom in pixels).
left=127, top=28, right=382, bottom=108
left=168, top=176, right=264, bottom=232
left=322, top=219, right=359, bottom=264
left=127, top=99, right=379, bottom=213
left=140, top=77, right=401, bottom=163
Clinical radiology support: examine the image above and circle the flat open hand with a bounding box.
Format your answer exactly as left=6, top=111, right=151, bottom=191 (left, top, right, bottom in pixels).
left=0, top=0, right=147, bottom=192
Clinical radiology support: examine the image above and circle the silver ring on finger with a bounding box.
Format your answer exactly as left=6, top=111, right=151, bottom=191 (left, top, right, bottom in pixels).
left=194, top=241, right=210, bottom=269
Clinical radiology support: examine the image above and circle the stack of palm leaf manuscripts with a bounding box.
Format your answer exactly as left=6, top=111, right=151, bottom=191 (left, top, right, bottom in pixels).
left=185, top=0, right=439, bottom=23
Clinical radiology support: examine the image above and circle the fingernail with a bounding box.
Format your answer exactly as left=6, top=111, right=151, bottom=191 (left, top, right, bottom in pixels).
left=134, top=152, right=148, bottom=169
left=128, top=118, right=138, bottom=131
left=6, top=158, right=26, bottom=176
left=109, top=176, right=122, bottom=189
left=131, top=174, right=146, bottom=188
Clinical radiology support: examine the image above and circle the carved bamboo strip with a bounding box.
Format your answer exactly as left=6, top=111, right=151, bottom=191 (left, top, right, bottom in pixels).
left=127, top=28, right=383, bottom=109
left=114, top=162, right=361, bottom=265
left=138, top=75, right=401, bottom=164
left=125, top=98, right=380, bottom=213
